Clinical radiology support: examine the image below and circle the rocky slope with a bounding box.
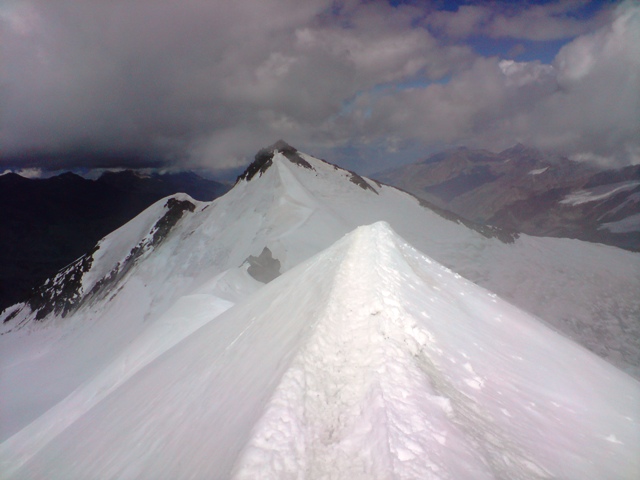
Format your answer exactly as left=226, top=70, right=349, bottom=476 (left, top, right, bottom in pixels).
left=0, top=170, right=228, bottom=313
left=376, top=144, right=640, bottom=251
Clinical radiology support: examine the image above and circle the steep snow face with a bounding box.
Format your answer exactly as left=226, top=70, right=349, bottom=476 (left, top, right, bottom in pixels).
left=1, top=223, right=638, bottom=479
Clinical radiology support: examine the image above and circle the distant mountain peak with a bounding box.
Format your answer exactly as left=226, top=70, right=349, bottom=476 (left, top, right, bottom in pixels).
left=500, top=143, right=540, bottom=157
left=0, top=171, right=26, bottom=181
left=237, top=140, right=314, bottom=183
left=52, top=171, right=84, bottom=181
left=268, top=139, right=295, bottom=152
left=236, top=141, right=384, bottom=196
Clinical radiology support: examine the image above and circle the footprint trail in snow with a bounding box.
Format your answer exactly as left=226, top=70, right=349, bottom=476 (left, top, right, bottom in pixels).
left=233, top=223, right=636, bottom=479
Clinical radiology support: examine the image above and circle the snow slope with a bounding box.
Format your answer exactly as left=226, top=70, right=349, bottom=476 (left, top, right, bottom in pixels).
left=1, top=145, right=639, bottom=478
left=560, top=181, right=640, bottom=206
left=2, top=223, right=638, bottom=479
left=601, top=212, right=640, bottom=233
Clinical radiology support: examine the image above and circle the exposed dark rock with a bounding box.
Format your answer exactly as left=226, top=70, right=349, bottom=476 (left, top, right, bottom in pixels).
left=237, top=148, right=274, bottom=182
left=28, top=245, right=99, bottom=320
left=246, top=247, right=281, bottom=283
left=425, top=166, right=499, bottom=202
left=0, top=169, right=227, bottom=313
left=583, top=165, right=640, bottom=188
left=239, top=141, right=380, bottom=196
left=85, top=197, right=196, bottom=306
left=25, top=197, right=196, bottom=320
left=344, top=170, right=517, bottom=243
left=347, top=170, right=378, bottom=194
left=299, top=151, right=379, bottom=194
left=150, top=198, right=196, bottom=247
left=237, top=140, right=314, bottom=183
left=2, top=306, right=21, bottom=324
left=276, top=141, right=314, bottom=170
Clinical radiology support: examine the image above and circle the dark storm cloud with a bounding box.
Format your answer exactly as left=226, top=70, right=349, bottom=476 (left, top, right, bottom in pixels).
left=4, top=0, right=457, bottom=170
left=1, top=0, right=638, bottom=172
left=1, top=0, right=334, bottom=168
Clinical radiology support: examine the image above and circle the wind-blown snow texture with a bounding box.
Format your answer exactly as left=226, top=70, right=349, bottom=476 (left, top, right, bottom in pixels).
left=1, top=147, right=639, bottom=479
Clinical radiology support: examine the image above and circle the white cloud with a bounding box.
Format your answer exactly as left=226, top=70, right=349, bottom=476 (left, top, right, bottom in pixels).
left=426, top=1, right=612, bottom=41
left=14, top=168, right=45, bottom=179
left=334, top=1, right=640, bottom=169
left=498, top=59, right=555, bottom=87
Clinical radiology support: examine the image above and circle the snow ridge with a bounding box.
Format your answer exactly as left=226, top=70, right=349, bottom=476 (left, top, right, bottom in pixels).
left=233, top=222, right=638, bottom=479
left=234, top=222, right=488, bottom=479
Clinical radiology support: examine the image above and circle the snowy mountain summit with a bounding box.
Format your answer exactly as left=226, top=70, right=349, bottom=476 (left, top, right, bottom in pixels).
left=1, top=142, right=639, bottom=479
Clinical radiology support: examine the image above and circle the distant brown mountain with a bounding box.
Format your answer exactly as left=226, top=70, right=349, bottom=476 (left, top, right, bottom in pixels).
left=375, top=144, right=640, bottom=251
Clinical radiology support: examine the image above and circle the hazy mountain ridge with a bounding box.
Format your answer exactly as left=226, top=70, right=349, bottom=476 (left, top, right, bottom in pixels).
left=0, top=170, right=228, bottom=313
left=376, top=145, right=640, bottom=251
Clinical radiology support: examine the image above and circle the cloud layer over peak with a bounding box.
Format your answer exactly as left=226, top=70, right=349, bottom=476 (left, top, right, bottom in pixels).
left=1, top=0, right=638, bottom=173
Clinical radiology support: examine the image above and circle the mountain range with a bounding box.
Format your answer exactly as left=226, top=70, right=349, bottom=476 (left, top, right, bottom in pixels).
left=1, top=142, right=638, bottom=479
left=0, top=170, right=228, bottom=313
left=375, top=144, right=640, bottom=251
